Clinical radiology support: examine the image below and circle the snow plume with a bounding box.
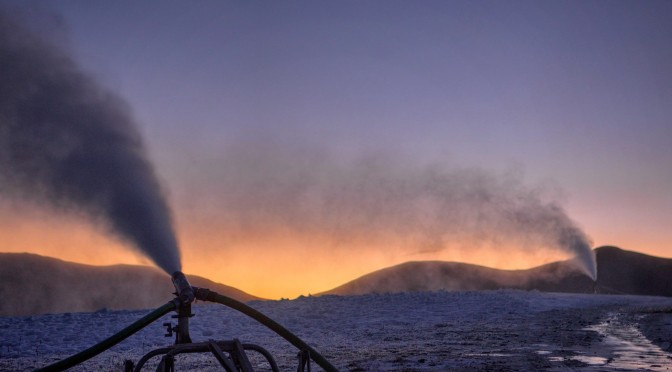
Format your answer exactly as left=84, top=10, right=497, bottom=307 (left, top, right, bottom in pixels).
left=198, top=143, right=597, bottom=280
left=0, top=9, right=180, bottom=274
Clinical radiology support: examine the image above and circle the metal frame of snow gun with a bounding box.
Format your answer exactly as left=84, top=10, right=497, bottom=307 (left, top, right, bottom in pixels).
left=35, top=271, right=338, bottom=372
left=132, top=339, right=279, bottom=372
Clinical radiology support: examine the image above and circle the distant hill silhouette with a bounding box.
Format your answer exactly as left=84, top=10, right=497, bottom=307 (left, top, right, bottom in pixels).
left=320, top=246, right=672, bottom=297
left=0, top=253, right=263, bottom=316
left=3, top=247, right=670, bottom=316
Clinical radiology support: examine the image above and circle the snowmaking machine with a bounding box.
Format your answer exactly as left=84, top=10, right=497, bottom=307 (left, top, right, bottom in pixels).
left=35, top=271, right=338, bottom=372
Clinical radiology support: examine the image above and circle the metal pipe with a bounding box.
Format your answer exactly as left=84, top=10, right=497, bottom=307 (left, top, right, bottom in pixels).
left=171, top=271, right=194, bottom=304
left=171, top=271, right=194, bottom=344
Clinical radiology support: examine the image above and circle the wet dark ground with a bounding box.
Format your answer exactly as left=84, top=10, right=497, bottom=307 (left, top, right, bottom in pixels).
left=639, top=309, right=672, bottom=355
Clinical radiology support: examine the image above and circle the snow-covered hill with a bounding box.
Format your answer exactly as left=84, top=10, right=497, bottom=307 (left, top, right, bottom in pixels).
left=0, top=253, right=262, bottom=316
left=2, top=291, right=672, bottom=371
left=321, top=246, right=672, bottom=298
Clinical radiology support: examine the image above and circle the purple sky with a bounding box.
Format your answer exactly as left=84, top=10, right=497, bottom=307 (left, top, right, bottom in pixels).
left=2, top=1, right=671, bottom=295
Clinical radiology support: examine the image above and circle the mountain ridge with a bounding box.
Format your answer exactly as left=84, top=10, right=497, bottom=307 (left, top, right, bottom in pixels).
left=319, top=246, right=672, bottom=297
left=2, top=246, right=670, bottom=316
left=0, top=252, right=263, bottom=316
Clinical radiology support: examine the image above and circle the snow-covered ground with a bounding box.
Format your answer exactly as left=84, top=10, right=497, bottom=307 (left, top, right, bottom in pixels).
left=1, top=290, right=672, bottom=371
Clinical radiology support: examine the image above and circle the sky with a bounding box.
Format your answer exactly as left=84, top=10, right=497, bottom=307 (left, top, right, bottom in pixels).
left=1, top=1, right=671, bottom=299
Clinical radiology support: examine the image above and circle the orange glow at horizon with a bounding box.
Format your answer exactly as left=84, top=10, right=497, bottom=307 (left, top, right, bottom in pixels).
left=1, top=205, right=671, bottom=299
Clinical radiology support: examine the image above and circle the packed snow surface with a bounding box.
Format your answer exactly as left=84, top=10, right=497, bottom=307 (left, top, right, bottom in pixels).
left=1, top=290, right=672, bottom=371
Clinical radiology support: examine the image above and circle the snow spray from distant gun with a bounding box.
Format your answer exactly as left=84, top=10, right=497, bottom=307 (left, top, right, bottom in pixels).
left=559, top=227, right=597, bottom=281
left=0, top=9, right=180, bottom=274
left=205, top=145, right=597, bottom=281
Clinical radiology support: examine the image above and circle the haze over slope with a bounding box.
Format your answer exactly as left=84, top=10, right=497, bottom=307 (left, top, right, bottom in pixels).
left=322, top=247, right=672, bottom=298
left=0, top=253, right=262, bottom=317
left=3, top=247, right=669, bottom=316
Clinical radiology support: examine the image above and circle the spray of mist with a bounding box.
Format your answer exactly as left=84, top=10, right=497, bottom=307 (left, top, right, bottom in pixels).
left=194, top=143, right=597, bottom=280
left=0, top=9, right=180, bottom=274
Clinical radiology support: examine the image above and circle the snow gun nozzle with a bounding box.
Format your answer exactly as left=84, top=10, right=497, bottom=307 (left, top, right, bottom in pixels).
left=171, top=271, right=195, bottom=304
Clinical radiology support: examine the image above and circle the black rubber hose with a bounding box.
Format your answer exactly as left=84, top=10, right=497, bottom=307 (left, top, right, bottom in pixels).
left=35, top=301, right=176, bottom=372
left=194, top=288, right=338, bottom=372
